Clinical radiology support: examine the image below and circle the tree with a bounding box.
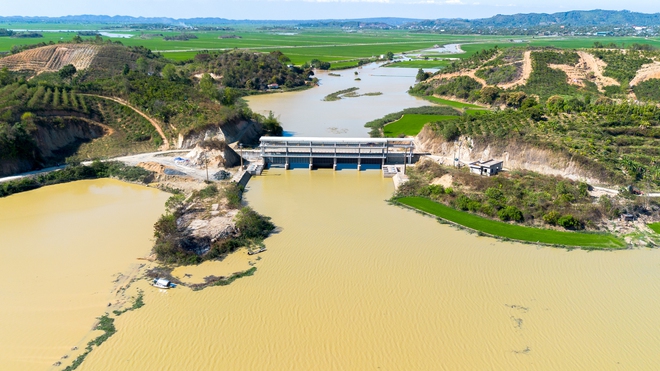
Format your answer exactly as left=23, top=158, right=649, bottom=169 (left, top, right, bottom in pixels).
left=199, top=73, right=218, bottom=100
left=0, top=67, right=11, bottom=86
left=498, top=206, right=523, bottom=222
left=58, top=64, right=77, bottom=79
left=71, top=35, right=83, bottom=43
left=220, top=87, right=238, bottom=106
left=416, top=68, right=429, bottom=82
left=161, top=64, right=177, bottom=81
left=386, top=51, right=394, bottom=61
left=441, top=121, right=460, bottom=141
left=262, top=111, right=283, bottom=136
left=557, top=214, right=581, bottom=229
left=136, top=57, right=149, bottom=74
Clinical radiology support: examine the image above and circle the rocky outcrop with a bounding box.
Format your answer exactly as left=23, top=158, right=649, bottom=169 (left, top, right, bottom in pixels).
left=0, top=117, right=109, bottom=177
left=177, top=120, right=263, bottom=149
left=0, top=158, right=35, bottom=177
left=33, top=117, right=108, bottom=158
left=416, top=126, right=605, bottom=184
left=185, top=143, right=242, bottom=168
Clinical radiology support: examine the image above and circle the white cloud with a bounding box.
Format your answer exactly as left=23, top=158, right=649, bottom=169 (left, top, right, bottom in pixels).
left=445, top=0, right=465, bottom=3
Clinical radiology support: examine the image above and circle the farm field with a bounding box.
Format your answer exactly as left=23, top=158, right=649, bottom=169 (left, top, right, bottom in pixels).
left=397, top=197, right=626, bottom=249
left=649, top=223, right=660, bottom=234
left=384, top=114, right=458, bottom=137
left=386, top=60, right=452, bottom=69
left=1, top=25, right=659, bottom=66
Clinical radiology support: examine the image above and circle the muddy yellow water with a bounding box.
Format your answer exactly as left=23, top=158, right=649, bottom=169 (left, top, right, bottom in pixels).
left=246, top=64, right=432, bottom=137
left=72, top=170, right=660, bottom=370
left=0, top=179, right=168, bottom=371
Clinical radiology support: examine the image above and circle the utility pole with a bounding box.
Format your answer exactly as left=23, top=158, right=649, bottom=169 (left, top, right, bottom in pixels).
left=239, top=143, right=244, bottom=170
left=203, top=151, right=209, bottom=182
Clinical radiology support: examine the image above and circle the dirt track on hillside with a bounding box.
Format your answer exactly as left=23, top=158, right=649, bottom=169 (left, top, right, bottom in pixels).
left=81, top=94, right=170, bottom=149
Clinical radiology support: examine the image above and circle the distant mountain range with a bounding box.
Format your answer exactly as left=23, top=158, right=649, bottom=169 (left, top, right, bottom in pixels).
left=0, top=15, right=420, bottom=27
left=0, top=10, right=659, bottom=29
left=412, top=10, right=660, bottom=29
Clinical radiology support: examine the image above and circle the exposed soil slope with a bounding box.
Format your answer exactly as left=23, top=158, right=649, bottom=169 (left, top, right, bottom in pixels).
left=630, top=61, right=660, bottom=86
left=0, top=44, right=101, bottom=73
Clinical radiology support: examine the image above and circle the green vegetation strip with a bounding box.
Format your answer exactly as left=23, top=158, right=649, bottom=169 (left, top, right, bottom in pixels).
left=649, top=223, right=660, bottom=234
left=422, top=96, right=483, bottom=109
left=63, top=315, right=116, bottom=371
left=384, top=114, right=458, bottom=137
left=323, top=87, right=359, bottom=101
left=396, top=197, right=625, bottom=249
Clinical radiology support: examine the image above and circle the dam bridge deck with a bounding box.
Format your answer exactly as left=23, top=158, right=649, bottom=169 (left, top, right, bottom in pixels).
left=258, top=137, right=417, bottom=170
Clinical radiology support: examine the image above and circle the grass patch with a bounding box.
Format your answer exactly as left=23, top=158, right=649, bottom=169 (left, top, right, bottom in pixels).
left=384, top=114, right=458, bottom=137
left=397, top=196, right=625, bottom=249
left=422, top=96, right=483, bottom=109
left=386, top=60, right=452, bottom=69
left=649, top=223, right=660, bottom=234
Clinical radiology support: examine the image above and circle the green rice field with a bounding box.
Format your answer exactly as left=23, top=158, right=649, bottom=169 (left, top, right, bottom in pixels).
left=649, top=223, right=660, bottom=234
left=397, top=197, right=626, bottom=249
left=1, top=25, right=659, bottom=67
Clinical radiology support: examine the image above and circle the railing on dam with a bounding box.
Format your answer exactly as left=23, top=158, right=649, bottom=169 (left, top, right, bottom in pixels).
left=258, top=137, right=416, bottom=170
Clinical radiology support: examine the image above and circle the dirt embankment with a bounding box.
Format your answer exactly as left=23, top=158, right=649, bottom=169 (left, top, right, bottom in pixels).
left=0, top=44, right=100, bottom=73
left=545, top=51, right=619, bottom=92
left=630, top=60, right=660, bottom=86
left=0, top=117, right=110, bottom=177
left=426, top=50, right=622, bottom=93
left=415, top=126, right=605, bottom=184
left=177, top=120, right=263, bottom=149
left=498, top=51, right=532, bottom=89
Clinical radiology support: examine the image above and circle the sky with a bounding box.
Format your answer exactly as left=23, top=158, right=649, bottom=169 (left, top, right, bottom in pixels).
left=3, top=0, right=660, bottom=20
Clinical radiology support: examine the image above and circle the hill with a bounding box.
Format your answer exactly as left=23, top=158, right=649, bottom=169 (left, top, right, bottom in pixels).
left=0, top=41, right=300, bottom=176
left=0, top=44, right=101, bottom=73
left=412, top=10, right=660, bottom=29
left=396, top=45, right=660, bottom=190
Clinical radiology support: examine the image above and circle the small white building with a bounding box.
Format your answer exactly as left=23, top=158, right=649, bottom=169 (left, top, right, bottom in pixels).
left=469, top=159, right=503, bottom=176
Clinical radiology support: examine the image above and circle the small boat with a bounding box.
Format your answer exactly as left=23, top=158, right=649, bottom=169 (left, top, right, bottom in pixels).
left=152, top=278, right=176, bottom=289
left=247, top=247, right=267, bottom=255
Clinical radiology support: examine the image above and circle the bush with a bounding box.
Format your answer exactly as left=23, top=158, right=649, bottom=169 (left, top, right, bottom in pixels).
left=498, top=206, right=524, bottom=222
left=235, top=207, right=276, bottom=239
left=197, top=184, right=218, bottom=199
left=557, top=214, right=581, bottom=229
left=442, top=121, right=460, bottom=141
left=223, top=182, right=243, bottom=209
left=543, top=210, right=561, bottom=225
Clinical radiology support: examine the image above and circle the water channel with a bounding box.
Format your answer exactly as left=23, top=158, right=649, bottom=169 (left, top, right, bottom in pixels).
left=245, top=64, right=433, bottom=137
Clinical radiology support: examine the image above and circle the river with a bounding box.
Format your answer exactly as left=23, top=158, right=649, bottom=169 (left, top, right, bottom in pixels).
left=0, top=179, right=169, bottom=371
left=64, top=170, right=660, bottom=370
left=245, top=64, right=433, bottom=137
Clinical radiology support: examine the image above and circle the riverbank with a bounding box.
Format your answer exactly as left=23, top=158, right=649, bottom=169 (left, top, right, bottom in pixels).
left=0, top=161, right=153, bottom=198
left=396, top=196, right=625, bottom=249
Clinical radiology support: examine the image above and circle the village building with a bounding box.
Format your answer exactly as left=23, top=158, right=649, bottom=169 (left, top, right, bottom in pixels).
left=468, top=159, right=503, bottom=176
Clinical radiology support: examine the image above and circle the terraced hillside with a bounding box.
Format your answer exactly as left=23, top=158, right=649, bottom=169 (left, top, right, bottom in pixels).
left=422, top=46, right=660, bottom=101
left=0, top=44, right=101, bottom=73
